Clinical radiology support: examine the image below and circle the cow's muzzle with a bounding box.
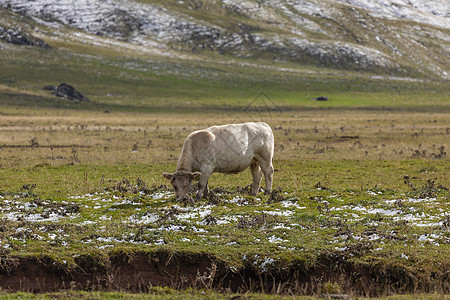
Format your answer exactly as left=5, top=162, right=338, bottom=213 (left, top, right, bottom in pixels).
left=177, top=195, right=194, bottom=206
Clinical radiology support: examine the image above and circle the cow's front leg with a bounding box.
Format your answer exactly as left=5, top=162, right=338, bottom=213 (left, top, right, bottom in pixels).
left=195, top=180, right=208, bottom=202
left=196, top=182, right=209, bottom=200
left=203, top=182, right=209, bottom=199
left=195, top=171, right=212, bottom=202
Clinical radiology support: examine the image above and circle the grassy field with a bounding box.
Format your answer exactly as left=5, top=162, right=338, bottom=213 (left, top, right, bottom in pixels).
left=0, top=30, right=449, bottom=297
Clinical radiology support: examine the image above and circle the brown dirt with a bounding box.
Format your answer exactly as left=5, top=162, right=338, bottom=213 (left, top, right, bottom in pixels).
left=0, top=251, right=220, bottom=293
left=0, top=250, right=448, bottom=296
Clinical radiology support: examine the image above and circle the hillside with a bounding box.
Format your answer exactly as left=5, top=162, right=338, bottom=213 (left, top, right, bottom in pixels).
left=1, top=0, right=449, bottom=79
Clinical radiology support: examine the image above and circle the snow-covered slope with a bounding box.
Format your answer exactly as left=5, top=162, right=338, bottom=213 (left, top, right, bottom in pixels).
left=336, top=0, right=450, bottom=27
left=1, top=0, right=449, bottom=78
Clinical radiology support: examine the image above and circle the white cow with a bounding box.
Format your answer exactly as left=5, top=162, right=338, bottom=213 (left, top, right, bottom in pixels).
left=163, top=122, right=274, bottom=203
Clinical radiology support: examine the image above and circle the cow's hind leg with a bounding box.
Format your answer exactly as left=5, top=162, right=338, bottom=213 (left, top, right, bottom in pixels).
left=250, top=161, right=262, bottom=195
left=255, top=155, right=274, bottom=195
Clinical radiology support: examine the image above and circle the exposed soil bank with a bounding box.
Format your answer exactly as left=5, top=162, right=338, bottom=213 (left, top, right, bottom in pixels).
left=0, top=250, right=448, bottom=296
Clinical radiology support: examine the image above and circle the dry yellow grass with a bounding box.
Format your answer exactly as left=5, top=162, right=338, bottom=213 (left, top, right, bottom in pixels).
left=1, top=107, right=448, bottom=171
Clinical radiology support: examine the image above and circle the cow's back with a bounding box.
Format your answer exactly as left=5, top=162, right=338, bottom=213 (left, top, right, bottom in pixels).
left=204, top=122, right=273, bottom=173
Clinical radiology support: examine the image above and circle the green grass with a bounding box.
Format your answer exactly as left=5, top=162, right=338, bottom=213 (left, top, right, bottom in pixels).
left=1, top=159, right=446, bottom=201
left=1, top=40, right=449, bottom=112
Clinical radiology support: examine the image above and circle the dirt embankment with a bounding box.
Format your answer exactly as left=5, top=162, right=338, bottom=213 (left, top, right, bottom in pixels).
left=1, top=250, right=448, bottom=296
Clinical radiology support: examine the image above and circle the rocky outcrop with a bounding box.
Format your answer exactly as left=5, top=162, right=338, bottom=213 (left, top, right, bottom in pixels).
left=44, top=84, right=90, bottom=102
left=0, top=26, right=50, bottom=48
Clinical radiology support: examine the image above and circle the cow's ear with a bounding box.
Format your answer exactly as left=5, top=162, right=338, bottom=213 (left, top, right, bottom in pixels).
left=162, top=172, right=174, bottom=180
left=191, top=172, right=202, bottom=181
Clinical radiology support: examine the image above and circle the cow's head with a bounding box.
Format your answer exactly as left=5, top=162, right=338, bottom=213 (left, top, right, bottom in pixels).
left=162, top=169, right=201, bottom=202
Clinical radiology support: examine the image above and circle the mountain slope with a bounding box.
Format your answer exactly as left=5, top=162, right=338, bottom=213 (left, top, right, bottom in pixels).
left=1, top=0, right=449, bottom=79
